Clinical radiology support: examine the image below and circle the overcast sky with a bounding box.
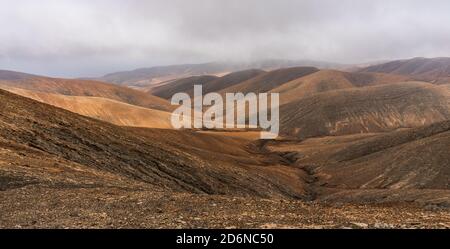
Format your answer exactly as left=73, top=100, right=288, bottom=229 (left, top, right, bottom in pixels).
left=1, top=0, right=450, bottom=77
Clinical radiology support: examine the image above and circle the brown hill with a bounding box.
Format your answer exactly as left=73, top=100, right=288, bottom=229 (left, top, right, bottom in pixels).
left=219, top=67, right=319, bottom=94
left=149, top=69, right=266, bottom=99
left=97, top=62, right=234, bottom=87
left=200, top=69, right=266, bottom=95
left=271, top=70, right=410, bottom=104
left=265, top=121, right=450, bottom=207
left=359, top=57, right=450, bottom=84
left=0, top=70, right=173, bottom=112
left=279, top=82, right=450, bottom=138
left=97, top=60, right=342, bottom=87
left=312, top=120, right=450, bottom=190
left=0, top=88, right=308, bottom=198
left=281, top=120, right=450, bottom=189
left=2, top=87, right=173, bottom=129
left=150, top=75, right=219, bottom=99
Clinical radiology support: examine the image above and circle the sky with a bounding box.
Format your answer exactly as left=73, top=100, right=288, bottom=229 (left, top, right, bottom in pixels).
left=1, top=0, right=450, bottom=78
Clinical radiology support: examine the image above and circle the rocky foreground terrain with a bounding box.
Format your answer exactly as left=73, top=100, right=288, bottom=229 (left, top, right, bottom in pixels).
left=1, top=186, right=449, bottom=229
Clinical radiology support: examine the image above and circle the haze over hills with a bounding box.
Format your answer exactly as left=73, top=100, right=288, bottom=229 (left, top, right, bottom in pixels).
left=359, top=57, right=450, bottom=84
left=96, top=59, right=344, bottom=88
left=0, top=70, right=173, bottom=112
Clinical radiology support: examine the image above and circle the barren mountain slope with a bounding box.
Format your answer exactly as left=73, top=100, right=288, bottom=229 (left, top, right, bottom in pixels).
left=0, top=89, right=308, bottom=198
left=150, top=75, right=218, bottom=99
left=219, top=67, right=319, bottom=94
left=271, top=70, right=411, bottom=104
left=281, top=121, right=450, bottom=190
left=97, top=62, right=234, bottom=87
left=264, top=120, right=450, bottom=206
left=195, top=69, right=266, bottom=96
left=359, top=57, right=450, bottom=84
left=2, top=87, right=173, bottom=129
left=0, top=70, right=173, bottom=112
left=96, top=60, right=342, bottom=87
left=279, top=82, right=450, bottom=138
left=313, top=120, right=450, bottom=190
left=1, top=89, right=449, bottom=228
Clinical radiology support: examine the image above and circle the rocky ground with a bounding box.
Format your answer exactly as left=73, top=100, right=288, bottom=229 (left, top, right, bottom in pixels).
left=1, top=89, right=450, bottom=229
left=1, top=185, right=449, bottom=229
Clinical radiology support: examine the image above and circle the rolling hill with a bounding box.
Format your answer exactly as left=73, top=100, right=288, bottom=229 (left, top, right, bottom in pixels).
left=0, top=70, right=173, bottom=112
left=2, top=87, right=174, bottom=129
left=271, top=70, right=411, bottom=105
left=279, top=81, right=450, bottom=138
left=196, top=69, right=266, bottom=96
left=149, top=69, right=266, bottom=99
left=359, top=57, right=450, bottom=84
left=265, top=120, right=450, bottom=207
left=96, top=60, right=343, bottom=87
left=219, top=67, right=319, bottom=94
left=0, top=88, right=309, bottom=198
left=150, top=75, right=219, bottom=99
left=314, top=120, right=450, bottom=191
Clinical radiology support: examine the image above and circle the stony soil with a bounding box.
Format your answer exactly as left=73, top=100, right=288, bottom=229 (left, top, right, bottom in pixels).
left=1, top=186, right=449, bottom=229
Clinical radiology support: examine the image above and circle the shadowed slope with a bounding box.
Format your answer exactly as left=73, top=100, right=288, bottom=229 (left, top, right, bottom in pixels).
left=219, top=67, right=319, bottom=94
left=359, top=57, right=450, bottom=84
left=265, top=121, right=450, bottom=206
left=0, top=89, right=308, bottom=198
left=279, top=82, right=450, bottom=138
left=315, top=120, right=450, bottom=190
left=150, top=75, right=218, bottom=99
left=96, top=60, right=342, bottom=87
left=150, top=69, right=266, bottom=99
left=200, top=69, right=266, bottom=95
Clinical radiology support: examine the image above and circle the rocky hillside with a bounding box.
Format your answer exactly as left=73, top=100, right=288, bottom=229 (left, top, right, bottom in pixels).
left=279, top=82, right=450, bottom=138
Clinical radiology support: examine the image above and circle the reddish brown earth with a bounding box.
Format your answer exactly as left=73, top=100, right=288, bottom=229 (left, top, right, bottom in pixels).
left=279, top=82, right=450, bottom=138
left=1, top=87, right=174, bottom=129
left=0, top=70, right=173, bottom=112
left=359, top=57, right=450, bottom=84
left=271, top=70, right=412, bottom=105
left=1, top=62, right=450, bottom=228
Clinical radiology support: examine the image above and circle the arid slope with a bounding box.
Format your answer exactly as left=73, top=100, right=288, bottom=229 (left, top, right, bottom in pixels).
left=279, top=82, right=450, bottom=138
left=2, top=87, right=173, bottom=129
left=0, top=70, right=173, bottom=111
left=359, top=57, right=450, bottom=84
left=271, top=70, right=411, bottom=104
left=219, top=67, right=319, bottom=94
left=0, top=89, right=308, bottom=198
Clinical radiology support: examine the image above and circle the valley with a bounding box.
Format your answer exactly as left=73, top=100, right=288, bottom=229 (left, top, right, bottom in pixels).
left=1, top=57, right=449, bottom=228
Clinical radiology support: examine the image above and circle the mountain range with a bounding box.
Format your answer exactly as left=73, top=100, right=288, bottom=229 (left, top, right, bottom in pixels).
left=1, top=57, right=449, bottom=228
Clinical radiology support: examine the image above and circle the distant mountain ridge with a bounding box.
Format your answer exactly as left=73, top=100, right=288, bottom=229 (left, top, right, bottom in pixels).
left=96, top=59, right=345, bottom=88
left=359, top=57, right=450, bottom=84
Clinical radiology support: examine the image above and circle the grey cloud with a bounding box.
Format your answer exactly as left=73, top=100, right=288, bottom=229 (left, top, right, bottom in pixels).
left=0, top=0, right=450, bottom=77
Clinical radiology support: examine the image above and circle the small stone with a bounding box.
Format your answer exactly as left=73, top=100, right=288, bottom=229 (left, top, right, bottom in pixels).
left=350, top=222, right=368, bottom=229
